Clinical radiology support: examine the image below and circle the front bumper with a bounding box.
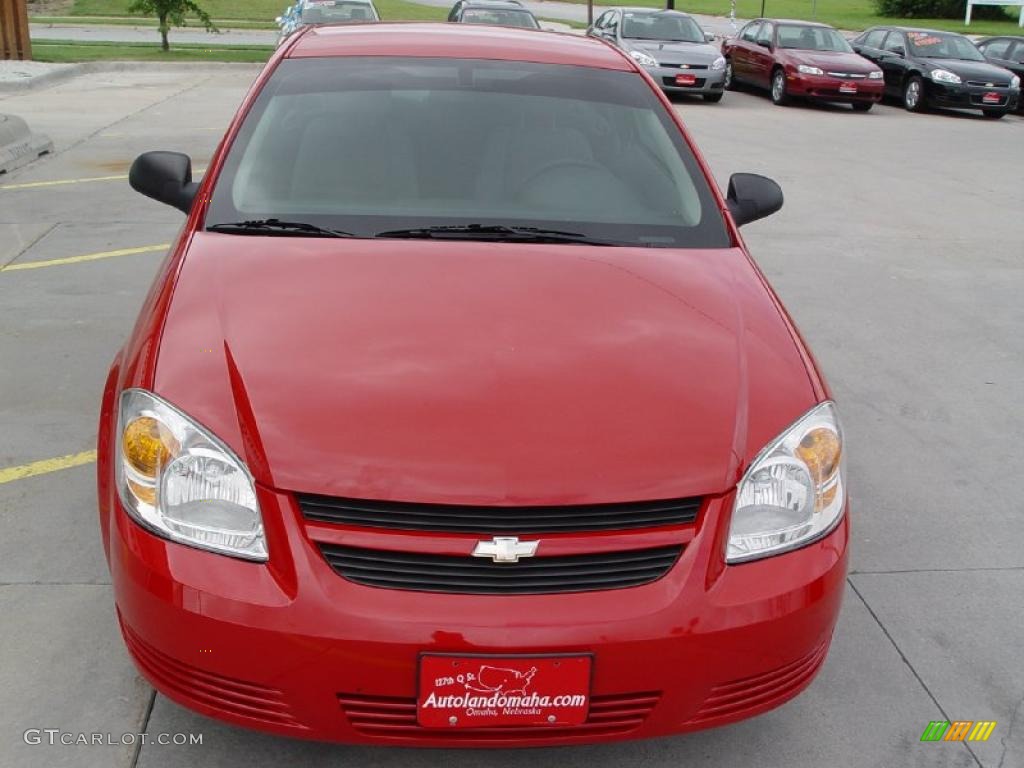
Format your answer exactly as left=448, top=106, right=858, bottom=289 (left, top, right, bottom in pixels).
left=926, top=81, right=1020, bottom=112
left=786, top=73, right=884, bottom=103
left=646, top=65, right=727, bottom=94
left=105, top=482, right=849, bottom=746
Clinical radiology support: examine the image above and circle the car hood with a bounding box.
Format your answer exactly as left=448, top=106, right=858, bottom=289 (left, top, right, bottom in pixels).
left=152, top=234, right=816, bottom=504
left=628, top=40, right=721, bottom=65
left=920, top=57, right=1015, bottom=82
left=783, top=50, right=879, bottom=74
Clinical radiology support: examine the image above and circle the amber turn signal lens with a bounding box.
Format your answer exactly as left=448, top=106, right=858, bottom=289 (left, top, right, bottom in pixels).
left=127, top=478, right=157, bottom=505
left=796, top=427, right=841, bottom=484
left=122, top=416, right=178, bottom=477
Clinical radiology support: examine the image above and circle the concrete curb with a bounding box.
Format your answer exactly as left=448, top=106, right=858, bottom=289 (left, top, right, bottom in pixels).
left=0, top=63, right=85, bottom=93
left=0, top=113, right=53, bottom=174
left=0, top=60, right=262, bottom=93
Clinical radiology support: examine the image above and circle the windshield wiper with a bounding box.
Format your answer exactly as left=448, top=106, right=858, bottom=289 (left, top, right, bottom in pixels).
left=208, top=219, right=355, bottom=238
left=375, top=224, right=624, bottom=246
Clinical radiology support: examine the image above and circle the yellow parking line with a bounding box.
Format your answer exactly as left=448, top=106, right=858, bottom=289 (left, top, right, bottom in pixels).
left=0, top=243, right=170, bottom=272
left=0, top=450, right=97, bottom=485
left=0, top=168, right=206, bottom=192
left=0, top=174, right=129, bottom=190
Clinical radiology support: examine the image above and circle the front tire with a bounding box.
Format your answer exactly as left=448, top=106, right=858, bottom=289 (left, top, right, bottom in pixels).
left=851, top=101, right=873, bottom=112
left=982, top=109, right=1006, bottom=119
left=724, top=59, right=736, bottom=90
left=771, top=68, right=789, bottom=106
left=903, top=75, right=926, bottom=112
left=704, top=92, right=724, bottom=103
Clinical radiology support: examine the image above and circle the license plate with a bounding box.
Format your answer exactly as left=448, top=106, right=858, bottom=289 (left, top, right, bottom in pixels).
left=418, top=655, right=591, bottom=728
left=839, top=83, right=857, bottom=94
left=675, top=74, right=697, bottom=86
left=982, top=92, right=1001, bottom=104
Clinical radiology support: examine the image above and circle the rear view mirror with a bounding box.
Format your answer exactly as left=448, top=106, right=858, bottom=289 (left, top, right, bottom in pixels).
left=129, top=151, right=199, bottom=214
left=727, top=173, right=783, bottom=227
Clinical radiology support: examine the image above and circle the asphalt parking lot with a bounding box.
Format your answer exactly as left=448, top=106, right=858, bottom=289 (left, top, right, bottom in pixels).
left=1, top=62, right=1022, bottom=768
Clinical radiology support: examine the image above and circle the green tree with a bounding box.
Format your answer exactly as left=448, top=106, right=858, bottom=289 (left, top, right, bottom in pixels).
left=126, top=0, right=219, bottom=52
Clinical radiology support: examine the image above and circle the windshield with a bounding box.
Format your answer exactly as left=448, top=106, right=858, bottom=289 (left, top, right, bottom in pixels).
left=621, top=12, right=704, bottom=43
left=906, top=31, right=985, bottom=61
left=777, top=25, right=852, bottom=52
left=300, top=2, right=376, bottom=22
left=461, top=8, right=539, bottom=27
left=205, top=57, right=729, bottom=248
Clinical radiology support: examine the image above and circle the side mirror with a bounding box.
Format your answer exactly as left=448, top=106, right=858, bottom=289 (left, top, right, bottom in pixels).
left=727, top=173, right=783, bottom=227
left=889, top=46, right=905, bottom=57
left=756, top=39, right=772, bottom=49
left=705, top=32, right=715, bottom=42
left=129, top=151, right=198, bottom=214
left=275, top=15, right=284, bottom=24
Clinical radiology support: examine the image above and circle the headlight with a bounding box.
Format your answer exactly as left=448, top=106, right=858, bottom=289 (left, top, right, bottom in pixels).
left=630, top=50, right=658, bottom=68
left=726, top=402, right=845, bottom=564
left=930, top=69, right=961, bottom=84
left=117, top=389, right=267, bottom=561
left=797, top=64, right=823, bottom=75
left=1011, top=75, right=1020, bottom=89
left=711, top=56, right=726, bottom=71
left=868, top=70, right=883, bottom=79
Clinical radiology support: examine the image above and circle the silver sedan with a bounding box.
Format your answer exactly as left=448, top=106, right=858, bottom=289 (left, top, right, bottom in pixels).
left=587, top=8, right=727, bottom=102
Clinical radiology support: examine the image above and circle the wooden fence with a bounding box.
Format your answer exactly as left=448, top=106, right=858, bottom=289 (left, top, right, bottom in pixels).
left=1, top=0, right=32, bottom=60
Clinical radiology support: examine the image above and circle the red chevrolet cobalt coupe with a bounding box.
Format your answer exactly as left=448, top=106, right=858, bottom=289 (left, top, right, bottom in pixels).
left=99, top=23, right=848, bottom=746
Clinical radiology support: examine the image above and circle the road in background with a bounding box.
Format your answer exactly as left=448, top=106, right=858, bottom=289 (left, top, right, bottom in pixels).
left=0, top=66, right=1021, bottom=768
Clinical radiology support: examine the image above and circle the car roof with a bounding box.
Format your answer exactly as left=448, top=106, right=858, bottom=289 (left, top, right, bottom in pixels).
left=882, top=25, right=965, bottom=34
left=762, top=18, right=832, bottom=27
left=461, top=0, right=526, bottom=7
left=301, top=0, right=374, bottom=5
left=288, top=22, right=634, bottom=70
left=614, top=7, right=694, bottom=14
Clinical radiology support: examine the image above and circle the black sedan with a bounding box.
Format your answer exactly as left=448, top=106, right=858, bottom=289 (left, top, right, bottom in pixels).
left=851, top=26, right=1020, bottom=118
left=977, top=36, right=1024, bottom=111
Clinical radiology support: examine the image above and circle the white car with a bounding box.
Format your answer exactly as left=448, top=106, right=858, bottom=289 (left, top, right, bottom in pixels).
left=276, top=0, right=380, bottom=46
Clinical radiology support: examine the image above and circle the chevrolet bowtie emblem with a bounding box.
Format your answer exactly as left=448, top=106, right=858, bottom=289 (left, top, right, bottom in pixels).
left=472, top=536, right=539, bottom=563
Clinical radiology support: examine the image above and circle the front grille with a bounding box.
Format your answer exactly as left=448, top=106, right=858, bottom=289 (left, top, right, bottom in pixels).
left=319, top=543, right=683, bottom=594
left=826, top=71, right=867, bottom=79
left=299, top=494, right=701, bottom=533
left=661, top=63, right=708, bottom=70
left=967, top=80, right=1009, bottom=87
left=339, top=691, right=660, bottom=740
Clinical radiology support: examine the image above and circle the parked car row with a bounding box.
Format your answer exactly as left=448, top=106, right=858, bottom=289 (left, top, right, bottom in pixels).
left=585, top=11, right=1020, bottom=117
left=274, top=4, right=1022, bottom=118
left=721, top=20, right=1019, bottom=117
left=276, top=0, right=541, bottom=45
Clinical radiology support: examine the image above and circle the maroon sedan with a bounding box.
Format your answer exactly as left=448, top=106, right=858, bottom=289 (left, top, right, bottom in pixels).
left=723, top=19, right=884, bottom=110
